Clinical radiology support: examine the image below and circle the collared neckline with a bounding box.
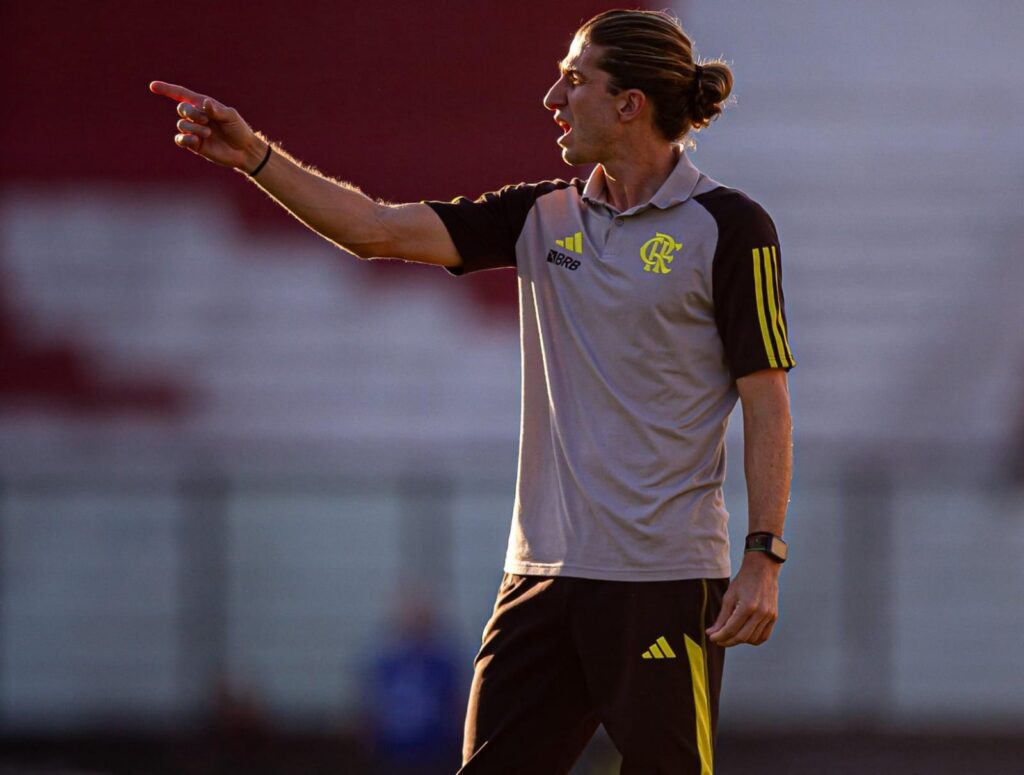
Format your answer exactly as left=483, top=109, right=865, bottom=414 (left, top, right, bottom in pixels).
left=581, top=146, right=702, bottom=216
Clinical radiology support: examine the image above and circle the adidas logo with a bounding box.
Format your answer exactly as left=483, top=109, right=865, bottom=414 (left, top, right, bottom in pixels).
left=554, top=231, right=583, bottom=254
left=641, top=636, right=677, bottom=660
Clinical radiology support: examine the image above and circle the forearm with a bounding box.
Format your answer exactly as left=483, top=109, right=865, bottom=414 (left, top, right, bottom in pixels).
left=742, top=390, right=792, bottom=538
left=238, top=135, right=389, bottom=258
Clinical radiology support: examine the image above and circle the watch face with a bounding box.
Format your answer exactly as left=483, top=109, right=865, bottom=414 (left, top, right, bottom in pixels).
left=768, top=537, right=788, bottom=561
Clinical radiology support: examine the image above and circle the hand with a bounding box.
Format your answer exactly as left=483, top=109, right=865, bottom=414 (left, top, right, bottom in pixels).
left=149, top=81, right=264, bottom=172
left=706, top=553, right=780, bottom=647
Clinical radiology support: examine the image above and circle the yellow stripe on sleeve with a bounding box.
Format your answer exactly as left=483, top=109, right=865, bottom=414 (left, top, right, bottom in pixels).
left=770, top=246, right=795, bottom=365
left=752, top=248, right=779, bottom=368
left=685, top=634, right=714, bottom=775
left=762, top=246, right=793, bottom=368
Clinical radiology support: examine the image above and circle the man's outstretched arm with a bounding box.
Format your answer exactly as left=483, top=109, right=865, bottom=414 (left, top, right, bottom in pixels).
left=149, top=81, right=461, bottom=267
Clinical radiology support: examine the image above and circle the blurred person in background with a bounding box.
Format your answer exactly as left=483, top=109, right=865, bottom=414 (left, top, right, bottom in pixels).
left=151, top=8, right=794, bottom=774
left=360, top=591, right=463, bottom=774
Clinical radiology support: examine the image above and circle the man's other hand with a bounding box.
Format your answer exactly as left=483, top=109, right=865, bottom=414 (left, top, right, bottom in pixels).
left=706, top=552, right=780, bottom=647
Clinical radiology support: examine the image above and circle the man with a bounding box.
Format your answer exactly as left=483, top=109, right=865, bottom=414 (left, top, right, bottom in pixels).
left=152, top=9, right=793, bottom=773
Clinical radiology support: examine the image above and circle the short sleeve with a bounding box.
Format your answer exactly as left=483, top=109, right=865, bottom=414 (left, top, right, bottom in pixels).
left=424, top=180, right=572, bottom=275
left=697, top=188, right=796, bottom=379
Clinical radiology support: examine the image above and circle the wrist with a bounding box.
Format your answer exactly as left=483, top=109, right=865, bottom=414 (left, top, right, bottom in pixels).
left=240, top=134, right=271, bottom=175
left=744, top=531, right=787, bottom=564
left=741, top=549, right=782, bottom=573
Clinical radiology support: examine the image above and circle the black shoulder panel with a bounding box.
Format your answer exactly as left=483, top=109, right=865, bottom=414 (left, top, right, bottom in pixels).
left=426, top=179, right=578, bottom=275
left=694, top=187, right=795, bottom=378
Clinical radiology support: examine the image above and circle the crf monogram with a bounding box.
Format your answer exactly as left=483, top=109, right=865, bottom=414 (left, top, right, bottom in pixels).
left=640, top=233, right=683, bottom=274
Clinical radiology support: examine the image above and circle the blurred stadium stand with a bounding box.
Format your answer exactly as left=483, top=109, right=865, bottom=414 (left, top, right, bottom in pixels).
left=2, top=0, right=1024, bottom=772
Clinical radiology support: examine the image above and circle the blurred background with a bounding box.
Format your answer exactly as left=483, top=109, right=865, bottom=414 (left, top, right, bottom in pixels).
left=2, top=0, right=1023, bottom=773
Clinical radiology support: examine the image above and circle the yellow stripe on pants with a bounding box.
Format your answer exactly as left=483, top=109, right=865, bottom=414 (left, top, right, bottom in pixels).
left=684, top=634, right=713, bottom=774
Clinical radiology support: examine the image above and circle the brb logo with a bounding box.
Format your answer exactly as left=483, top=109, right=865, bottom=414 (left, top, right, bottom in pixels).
left=640, top=232, right=682, bottom=274
left=547, top=248, right=581, bottom=271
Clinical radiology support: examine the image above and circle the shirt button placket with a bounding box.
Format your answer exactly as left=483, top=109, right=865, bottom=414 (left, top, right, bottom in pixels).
left=601, top=216, right=626, bottom=258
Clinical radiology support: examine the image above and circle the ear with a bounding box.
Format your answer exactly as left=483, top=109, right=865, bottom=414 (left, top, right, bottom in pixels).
left=617, top=89, right=647, bottom=124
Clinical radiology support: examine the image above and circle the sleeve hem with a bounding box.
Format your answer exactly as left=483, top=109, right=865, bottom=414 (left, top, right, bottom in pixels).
left=730, top=361, right=796, bottom=380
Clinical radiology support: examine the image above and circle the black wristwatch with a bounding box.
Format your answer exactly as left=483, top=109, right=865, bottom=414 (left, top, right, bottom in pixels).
left=744, top=532, right=788, bottom=563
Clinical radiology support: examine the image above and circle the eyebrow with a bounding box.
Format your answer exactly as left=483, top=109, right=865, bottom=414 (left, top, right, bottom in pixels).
left=557, top=59, right=583, bottom=78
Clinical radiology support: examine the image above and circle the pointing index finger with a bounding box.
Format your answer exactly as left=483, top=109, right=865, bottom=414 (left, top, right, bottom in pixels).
left=149, top=80, right=208, bottom=106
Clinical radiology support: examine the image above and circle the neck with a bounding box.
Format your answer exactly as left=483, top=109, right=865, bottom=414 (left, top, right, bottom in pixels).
left=599, top=142, right=679, bottom=212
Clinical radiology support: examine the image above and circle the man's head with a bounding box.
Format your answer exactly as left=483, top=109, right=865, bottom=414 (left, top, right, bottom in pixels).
left=544, top=9, right=733, bottom=164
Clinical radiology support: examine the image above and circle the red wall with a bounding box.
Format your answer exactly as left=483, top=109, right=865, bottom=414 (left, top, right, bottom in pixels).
left=0, top=1, right=640, bottom=410
left=0, top=0, right=624, bottom=201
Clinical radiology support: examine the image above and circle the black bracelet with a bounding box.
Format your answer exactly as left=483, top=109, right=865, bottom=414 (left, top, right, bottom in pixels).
left=248, top=144, right=273, bottom=177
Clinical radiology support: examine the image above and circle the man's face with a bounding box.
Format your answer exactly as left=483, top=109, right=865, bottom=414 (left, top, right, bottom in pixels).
left=543, top=37, right=622, bottom=166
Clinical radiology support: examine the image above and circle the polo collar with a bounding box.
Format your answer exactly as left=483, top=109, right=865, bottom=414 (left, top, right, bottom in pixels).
left=581, top=146, right=702, bottom=215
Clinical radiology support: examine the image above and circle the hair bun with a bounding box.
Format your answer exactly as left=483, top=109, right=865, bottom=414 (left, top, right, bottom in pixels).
left=689, top=60, right=733, bottom=130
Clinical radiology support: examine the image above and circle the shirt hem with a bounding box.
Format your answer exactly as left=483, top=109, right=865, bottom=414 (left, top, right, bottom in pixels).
left=504, top=559, right=732, bottom=582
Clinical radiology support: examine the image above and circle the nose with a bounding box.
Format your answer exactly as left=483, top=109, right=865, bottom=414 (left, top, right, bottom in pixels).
left=543, top=76, right=566, bottom=111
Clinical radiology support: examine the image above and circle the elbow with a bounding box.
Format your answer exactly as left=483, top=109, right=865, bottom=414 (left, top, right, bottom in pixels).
left=346, top=203, right=398, bottom=260
left=344, top=243, right=378, bottom=261
left=334, top=224, right=390, bottom=261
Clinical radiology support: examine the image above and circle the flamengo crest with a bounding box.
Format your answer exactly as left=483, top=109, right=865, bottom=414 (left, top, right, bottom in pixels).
left=640, top=232, right=683, bottom=274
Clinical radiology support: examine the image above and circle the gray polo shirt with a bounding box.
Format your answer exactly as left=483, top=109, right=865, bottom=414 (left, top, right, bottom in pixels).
left=427, top=151, right=794, bottom=581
